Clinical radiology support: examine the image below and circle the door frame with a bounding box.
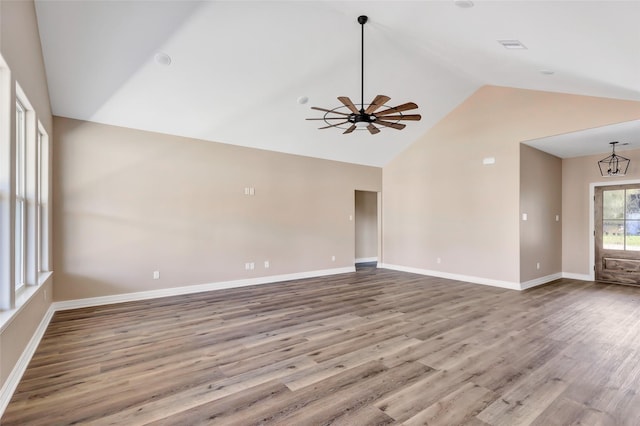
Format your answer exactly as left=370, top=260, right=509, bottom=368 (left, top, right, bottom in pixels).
left=589, top=178, right=640, bottom=281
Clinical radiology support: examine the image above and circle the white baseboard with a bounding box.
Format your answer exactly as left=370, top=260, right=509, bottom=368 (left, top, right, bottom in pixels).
left=355, top=257, right=378, bottom=263
left=562, top=272, right=592, bottom=281
left=53, top=266, right=356, bottom=311
left=378, top=263, right=522, bottom=290
left=0, top=305, right=55, bottom=416
left=520, top=273, right=563, bottom=290
left=379, top=264, right=571, bottom=291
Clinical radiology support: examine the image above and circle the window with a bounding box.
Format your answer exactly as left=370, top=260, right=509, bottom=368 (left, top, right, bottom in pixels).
left=602, top=188, right=640, bottom=251
left=0, top=72, right=52, bottom=314
left=15, top=100, right=26, bottom=291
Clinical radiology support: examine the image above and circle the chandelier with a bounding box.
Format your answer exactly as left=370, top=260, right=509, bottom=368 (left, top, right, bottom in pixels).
left=598, top=141, right=630, bottom=177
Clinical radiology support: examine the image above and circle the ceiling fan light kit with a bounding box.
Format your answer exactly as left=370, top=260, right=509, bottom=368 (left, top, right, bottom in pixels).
left=598, top=141, right=630, bottom=177
left=307, top=15, right=421, bottom=135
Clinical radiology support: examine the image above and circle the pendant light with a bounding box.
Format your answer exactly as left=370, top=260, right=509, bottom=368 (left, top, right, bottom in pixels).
left=598, top=141, right=630, bottom=177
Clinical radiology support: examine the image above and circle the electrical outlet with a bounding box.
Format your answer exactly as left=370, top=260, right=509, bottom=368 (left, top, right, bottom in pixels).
left=331, top=255, right=336, bottom=262
left=264, top=260, right=270, bottom=269
left=250, top=262, right=255, bottom=270
left=536, top=262, right=540, bottom=270
left=153, top=270, right=160, bottom=279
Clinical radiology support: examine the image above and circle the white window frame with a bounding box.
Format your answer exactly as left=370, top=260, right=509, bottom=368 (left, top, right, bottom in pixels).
left=37, top=125, right=50, bottom=275
left=0, top=61, right=52, bottom=319
left=14, top=99, right=26, bottom=292
left=0, top=56, right=11, bottom=310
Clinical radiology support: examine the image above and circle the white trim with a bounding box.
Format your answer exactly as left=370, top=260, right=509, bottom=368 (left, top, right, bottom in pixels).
left=0, top=305, right=54, bottom=415
left=0, top=272, right=52, bottom=333
left=520, top=273, right=562, bottom=290
left=355, top=257, right=377, bottom=263
left=562, top=272, right=592, bottom=281
left=589, top=179, right=640, bottom=282
left=53, top=267, right=355, bottom=311
left=378, top=263, right=522, bottom=290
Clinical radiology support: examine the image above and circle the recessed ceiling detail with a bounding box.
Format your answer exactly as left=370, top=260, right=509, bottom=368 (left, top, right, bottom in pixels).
left=454, top=1, right=474, bottom=9
left=498, top=40, right=527, bottom=49
left=153, top=52, right=171, bottom=66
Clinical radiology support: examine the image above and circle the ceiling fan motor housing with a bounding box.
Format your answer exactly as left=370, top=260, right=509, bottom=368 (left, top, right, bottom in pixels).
left=350, top=112, right=375, bottom=125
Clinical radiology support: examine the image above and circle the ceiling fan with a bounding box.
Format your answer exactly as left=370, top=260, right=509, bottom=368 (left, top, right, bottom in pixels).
left=307, top=15, right=421, bottom=135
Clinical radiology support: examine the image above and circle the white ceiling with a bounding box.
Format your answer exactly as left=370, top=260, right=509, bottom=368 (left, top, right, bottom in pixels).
left=524, top=119, right=640, bottom=159
left=34, top=1, right=640, bottom=167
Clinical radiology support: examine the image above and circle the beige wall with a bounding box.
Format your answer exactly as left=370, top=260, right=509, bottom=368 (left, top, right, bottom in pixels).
left=0, top=0, right=51, bottom=133
left=53, top=117, right=381, bottom=300
left=520, top=144, right=562, bottom=282
left=383, top=85, right=640, bottom=284
left=355, top=190, right=378, bottom=261
left=0, top=0, right=53, bottom=393
left=0, top=276, right=52, bottom=386
left=562, top=147, right=640, bottom=277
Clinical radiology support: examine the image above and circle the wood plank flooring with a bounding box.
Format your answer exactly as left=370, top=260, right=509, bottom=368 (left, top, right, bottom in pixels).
left=4, top=266, right=640, bottom=425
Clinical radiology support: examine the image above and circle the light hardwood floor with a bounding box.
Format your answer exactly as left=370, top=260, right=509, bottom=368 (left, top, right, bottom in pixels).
left=3, top=266, right=640, bottom=425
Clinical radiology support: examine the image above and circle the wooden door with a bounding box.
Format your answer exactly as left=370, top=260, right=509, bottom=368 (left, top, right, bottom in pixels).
left=595, top=184, right=640, bottom=285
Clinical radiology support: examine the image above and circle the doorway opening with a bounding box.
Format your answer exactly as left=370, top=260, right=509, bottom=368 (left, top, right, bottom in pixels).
left=354, top=190, right=380, bottom=268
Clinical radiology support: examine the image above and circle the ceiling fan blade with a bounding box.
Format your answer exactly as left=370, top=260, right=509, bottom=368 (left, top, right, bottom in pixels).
left=364, top=95, right=391, bottom=114
left=343, top=124, right=357, bottom=134
left=319, top=121, right=349, bottom=129
left=376, top=120, right=406, bottom=130
left=376, top=102, right=419, bottom=116
left=367, top=124, right=380, bottom=135
left=306, top=117, right=351, bottom=120
left=337, top=96, right=360, bottom=114
left=311, top=106, right=351, bottom=116
left=378, top=114, right=422, bottom=121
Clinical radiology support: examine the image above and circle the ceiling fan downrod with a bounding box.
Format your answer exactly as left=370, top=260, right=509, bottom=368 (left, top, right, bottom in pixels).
left=358, top=15, right=367, bottom=112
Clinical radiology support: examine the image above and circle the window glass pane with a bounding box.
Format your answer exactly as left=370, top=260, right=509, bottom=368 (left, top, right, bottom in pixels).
left=15, top=201, right=24, bottom=286
left=603, top=220, right=625, bottom=250
left=626, top=220, right=640, bottom=251
left=603, top=190, right=625, bottom=219
left=627, top=189, right=640, bottom=217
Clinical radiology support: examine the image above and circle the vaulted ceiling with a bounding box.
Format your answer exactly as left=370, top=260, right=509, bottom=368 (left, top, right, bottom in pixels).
left=34, top=1, right=640, bottom=166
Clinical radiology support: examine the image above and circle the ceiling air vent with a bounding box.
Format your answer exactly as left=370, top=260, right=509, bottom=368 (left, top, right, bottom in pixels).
left=498, top=40, right=527, bottom=49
